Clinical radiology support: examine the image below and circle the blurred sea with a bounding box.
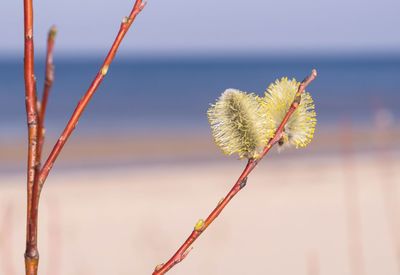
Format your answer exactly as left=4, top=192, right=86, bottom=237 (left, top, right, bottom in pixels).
left=0, top=54, right=399, bottom=138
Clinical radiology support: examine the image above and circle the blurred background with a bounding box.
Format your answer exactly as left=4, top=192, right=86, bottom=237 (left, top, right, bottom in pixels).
left=1, top=0, right=400, bottom=274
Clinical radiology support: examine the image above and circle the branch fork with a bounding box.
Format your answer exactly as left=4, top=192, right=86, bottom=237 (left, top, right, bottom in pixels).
left=22, top=1, right=146, bottom=274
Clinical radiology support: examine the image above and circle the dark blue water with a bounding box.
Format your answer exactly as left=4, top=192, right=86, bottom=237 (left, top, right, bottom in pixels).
left=1, top=55, right=399, bottom=138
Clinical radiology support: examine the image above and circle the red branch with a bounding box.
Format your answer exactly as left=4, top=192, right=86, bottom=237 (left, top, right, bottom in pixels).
left=23, top=0, right=40, bottom=274
left=152, top=69, right=318, bottom=274
left=37, top=0, right=146, bottom=193
left=37, top=26, right=57, bottom=161
left=23, top=1, right=146, bottom=275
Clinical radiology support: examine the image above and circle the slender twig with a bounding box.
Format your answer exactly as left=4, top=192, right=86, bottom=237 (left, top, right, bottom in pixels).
left=37, top=0, right=146, bottom=194
left=152, top=69, right=318, bottom=274
left=23, top=1, right=146, bottom=275
left=23, top=0, right=40, bottom=274
left=37, top=26, right=57, bottom=161
left=29, top=31, right=57, bottom=270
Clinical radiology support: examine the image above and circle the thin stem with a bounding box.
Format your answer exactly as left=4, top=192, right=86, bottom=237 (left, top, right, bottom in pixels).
left=29, top=31, right=57, bottom=270
left=37, top=26, right=57, bottom=161
left=37, top=0, right=146, bottom=194
left=153, top=69, right=318, bottom=274
left=24, top=1, right=145, bottom=275
left=23, top=0, right=40, bottom=274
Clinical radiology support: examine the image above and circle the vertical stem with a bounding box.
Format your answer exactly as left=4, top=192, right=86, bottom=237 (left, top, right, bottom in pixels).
left=24, top=2, right=145, bottom=274
left=23, top=1, right=145, bottom=274
left=37, top=26, right=57, bottom=161
left=23, top=0, right=40, bottom=274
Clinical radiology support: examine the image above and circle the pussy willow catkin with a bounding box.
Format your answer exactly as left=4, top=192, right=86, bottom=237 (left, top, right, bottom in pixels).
left=207, top=89, right=274, bottom=159
left=260, top=77, right=317, bottom=148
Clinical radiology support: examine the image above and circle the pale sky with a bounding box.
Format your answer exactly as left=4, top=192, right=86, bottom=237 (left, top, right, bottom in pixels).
left=1, top=0, right=400, bottom=56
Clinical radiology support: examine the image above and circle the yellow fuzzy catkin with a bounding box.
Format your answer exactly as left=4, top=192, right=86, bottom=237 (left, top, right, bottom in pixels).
left=261, top=77, right=317, bottom=148
left=207, top=89, right=274, bottom=159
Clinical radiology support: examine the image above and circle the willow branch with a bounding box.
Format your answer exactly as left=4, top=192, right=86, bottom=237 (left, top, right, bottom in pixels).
left=37, top=26, right=57, bottom=161
left=24, top=1, right=145, bottom=275
left=23, top=0, right=40, bottom=274
left=152, top=69, right=318, bottom=275
left=37, top=0, right=146, bottom=193
left=25, top=27, right=57, bottom=275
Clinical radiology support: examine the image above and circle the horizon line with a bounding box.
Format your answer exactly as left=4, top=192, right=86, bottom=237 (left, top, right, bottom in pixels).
left=1, top=49, right=400, bottom=61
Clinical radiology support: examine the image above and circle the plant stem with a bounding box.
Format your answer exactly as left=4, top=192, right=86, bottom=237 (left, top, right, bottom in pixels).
left=29, top=32, right=58, bottom=271
left=23, top=1, right=146, bottom=275
left=37, top=26, right=57, bottom=161
left=37, top=0, right=146, bottom=194
left=23, top=0, right=40, bottom=274
left=153, top=69, right=317, bottom=274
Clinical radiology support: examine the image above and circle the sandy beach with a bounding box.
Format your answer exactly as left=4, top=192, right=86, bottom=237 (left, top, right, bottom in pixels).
left=1, top=135, right=400, bottom=275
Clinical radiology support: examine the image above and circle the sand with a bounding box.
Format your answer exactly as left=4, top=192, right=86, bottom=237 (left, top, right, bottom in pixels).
left=1, top=148, right=400, bottom=275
